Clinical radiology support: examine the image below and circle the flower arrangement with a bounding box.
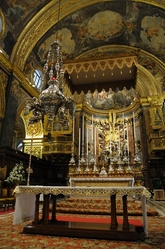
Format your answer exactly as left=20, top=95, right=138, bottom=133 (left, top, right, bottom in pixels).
left=5, top=161, right=26, bottom=185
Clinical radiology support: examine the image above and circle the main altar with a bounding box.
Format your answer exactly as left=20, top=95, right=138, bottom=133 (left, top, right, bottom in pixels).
left=67, top=100, right=143, bottom=188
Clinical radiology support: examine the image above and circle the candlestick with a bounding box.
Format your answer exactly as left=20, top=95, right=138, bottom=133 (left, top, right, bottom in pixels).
left=27, top=132, right=33, bottom=186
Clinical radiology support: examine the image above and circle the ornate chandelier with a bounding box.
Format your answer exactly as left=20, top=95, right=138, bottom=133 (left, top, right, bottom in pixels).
left=24, top=2, right=75, bottom=127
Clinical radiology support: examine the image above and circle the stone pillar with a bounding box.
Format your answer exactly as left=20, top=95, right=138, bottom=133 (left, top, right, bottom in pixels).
left=0, top=70, right=8, bottom=137
left=141, top=103, right=150, bottom=189
left=0, top=77, right=20, bottom=147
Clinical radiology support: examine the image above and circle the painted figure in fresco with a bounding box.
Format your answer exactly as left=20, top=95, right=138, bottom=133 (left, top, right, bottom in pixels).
left=6, top=2, right=26, bottom=24
left=107, top=88, right=115, bottom=99
left=113, top=88, right=125, bottom=108
left=129, top=86, right=139, bottom=101
left=85, top=90, right=92, bottom=105
left=98, top=89, right=107, bottom=99
left=84, top=86, right=139, bottom=110
left=93, top=89, right=99, bottom=99
left=3, top=30, right=15, bottom=55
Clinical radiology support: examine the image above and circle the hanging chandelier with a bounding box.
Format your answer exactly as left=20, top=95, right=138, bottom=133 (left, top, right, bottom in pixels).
left=24, top=1, right=75, bottom=127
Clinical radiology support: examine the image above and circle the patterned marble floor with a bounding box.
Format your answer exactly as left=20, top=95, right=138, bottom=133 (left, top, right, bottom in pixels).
left=147, top=199, right=165, bottom=216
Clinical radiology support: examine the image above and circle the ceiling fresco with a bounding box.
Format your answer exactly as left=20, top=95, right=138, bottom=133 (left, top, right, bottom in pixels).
left=0, top=1, right=165, bottom=93
left=34, top=1, right=165, bottom=64
left=0, top=1, right=165, bottom=62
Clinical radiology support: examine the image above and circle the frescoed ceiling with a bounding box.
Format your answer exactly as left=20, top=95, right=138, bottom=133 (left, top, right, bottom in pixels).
left=0, top=0, right=165, bottom=94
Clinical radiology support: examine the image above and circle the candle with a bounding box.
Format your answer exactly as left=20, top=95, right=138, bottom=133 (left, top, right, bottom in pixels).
left=95, top=127, right=96, bottom=155
left=109, top=124, right=111, bottom=154
left=127, top=123, right=129, bottom=154
left=73, top=116, right=75, bottom=141
left=82, top=116, right=84, bottom=142
left=86, top=128, right=88, bottom=155
left=133, top=112, right=136, bottom=139
left=118, top=126, right=120, bottom=155
left=92, top=115, right=93, bottom=141
left=79, top=128, right=81, bottom=156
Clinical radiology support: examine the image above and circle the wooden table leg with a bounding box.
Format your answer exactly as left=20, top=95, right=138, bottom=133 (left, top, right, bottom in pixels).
left=42, top=194, right=50, bottom=224
left=122, top=195, right=129, bottom=230
left=110, top=194, right=118, bottom=230
left=33, top=194, right=40, bottom=224
left=51, top=195, right=57, bottom=223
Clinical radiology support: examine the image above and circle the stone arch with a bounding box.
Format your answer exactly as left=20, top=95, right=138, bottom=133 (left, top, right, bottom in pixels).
left=136, top=64, right=161, bottom=97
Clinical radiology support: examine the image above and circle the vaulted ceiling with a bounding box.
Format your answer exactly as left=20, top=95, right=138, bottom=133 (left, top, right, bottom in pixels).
left=1, top=0, right=165, bottom=97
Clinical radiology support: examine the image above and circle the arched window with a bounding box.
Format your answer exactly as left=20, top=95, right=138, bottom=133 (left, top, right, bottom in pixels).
left=33, top=69, right=43, bottom=89
left=16, top=142, right=23, bottom=152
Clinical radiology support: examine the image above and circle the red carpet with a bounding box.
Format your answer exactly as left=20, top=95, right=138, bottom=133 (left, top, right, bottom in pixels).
left=0, top=210, right=14, bottom=215
left=1, top=214, right=165, bottom=248
left=56, top=215, right=143, bottom=227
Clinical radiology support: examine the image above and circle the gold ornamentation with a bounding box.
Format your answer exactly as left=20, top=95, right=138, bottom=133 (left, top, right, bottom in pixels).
left=24, top=145, right=42, bottom=159
left=23, top=112, right=43, bottom=138
left=0, top=8, right=6, bottom=40
left=64, top=56, right=137, bottom=74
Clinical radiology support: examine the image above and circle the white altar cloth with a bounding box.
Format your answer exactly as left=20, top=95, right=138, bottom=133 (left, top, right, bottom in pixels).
left=13, top=186, right=151, bottom=235
left=13, top=192, right=35, bottom=225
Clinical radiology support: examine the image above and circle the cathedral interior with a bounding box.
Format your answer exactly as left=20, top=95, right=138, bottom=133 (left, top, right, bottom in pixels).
left=0, top=0, right=165, bottom=193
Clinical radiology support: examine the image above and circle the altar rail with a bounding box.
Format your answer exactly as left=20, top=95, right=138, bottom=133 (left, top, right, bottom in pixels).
left=13, top=186, right=151, bottom=240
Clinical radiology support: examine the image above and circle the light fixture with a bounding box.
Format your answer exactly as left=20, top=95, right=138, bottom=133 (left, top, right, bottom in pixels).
left=24, top=0, right=76, bottom=127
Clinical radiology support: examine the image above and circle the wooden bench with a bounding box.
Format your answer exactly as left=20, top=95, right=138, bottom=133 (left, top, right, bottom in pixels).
left=0, top=188, right=15, bottom=211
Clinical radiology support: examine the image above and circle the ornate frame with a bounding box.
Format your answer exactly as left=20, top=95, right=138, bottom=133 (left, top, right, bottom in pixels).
left=0, top=8, right=6, bottom=40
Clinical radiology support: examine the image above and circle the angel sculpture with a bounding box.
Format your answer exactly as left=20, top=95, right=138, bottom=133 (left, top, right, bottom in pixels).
left=24, top=98, right=43, bottom=124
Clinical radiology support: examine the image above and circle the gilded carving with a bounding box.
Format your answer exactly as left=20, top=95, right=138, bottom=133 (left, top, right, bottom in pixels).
left=24, top=145, right=42, bottom=159
left=148, top=96, right=163, bottom=106
left=0, top=70, right=8, bottom=118
left=136, top=64, right=159, bottom=97
left=148, top=96, right=164, bottom=126
left=23, top=112, right=43, bottom=158
left=10, top=79, right=21, bottom=100
left=23, top=112, right=43, bottom=138
left=0, top=8, right=6, bottom=40
left=73, top=91, right=85, bottom=104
